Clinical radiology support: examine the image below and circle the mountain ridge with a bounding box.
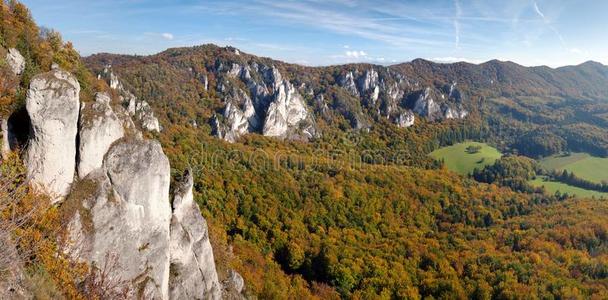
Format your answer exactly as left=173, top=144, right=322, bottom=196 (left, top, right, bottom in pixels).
left=86, top=43, right=608, bottom=102
left=84, top=43, right=608, bottom=157
left=87, top=43, right=606, bottom=70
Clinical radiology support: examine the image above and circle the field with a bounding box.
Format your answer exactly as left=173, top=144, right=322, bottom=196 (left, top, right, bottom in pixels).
left=529, top=176, right=608, bottom=198
left=540, top=153, right=608, bottom=183
left=430, top=142, right=502, bottom=175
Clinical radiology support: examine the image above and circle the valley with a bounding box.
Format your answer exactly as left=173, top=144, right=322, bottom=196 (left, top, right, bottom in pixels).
left=3, top=1, right=608, bottom=298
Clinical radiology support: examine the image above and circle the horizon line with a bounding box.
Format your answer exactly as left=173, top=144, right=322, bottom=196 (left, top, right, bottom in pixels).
left=82, top=43, right=606, bottom=70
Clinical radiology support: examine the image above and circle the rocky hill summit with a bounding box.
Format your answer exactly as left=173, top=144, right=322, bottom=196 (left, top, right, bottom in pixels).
left=85, top=45, right=471, bottom=144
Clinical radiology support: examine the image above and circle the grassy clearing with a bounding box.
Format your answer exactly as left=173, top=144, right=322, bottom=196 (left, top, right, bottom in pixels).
left=540, top=153, right=608, bottom=184
left=430, top=142, right=502, bottom=175
left=529, top=176, right=608, bottom=198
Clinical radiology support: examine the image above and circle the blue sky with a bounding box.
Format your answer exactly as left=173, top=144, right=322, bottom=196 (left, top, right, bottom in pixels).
left=21, top=0, right=608, bottom=67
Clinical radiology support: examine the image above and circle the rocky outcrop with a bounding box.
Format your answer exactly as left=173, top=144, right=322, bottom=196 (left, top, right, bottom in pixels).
left=99, top=66, right=160, bottom=133
left=213, top=63, right=316, bottom=142
left=214, top=87, right=260, bottom=143
left=339, top=72, right=359, bottom=97
left=77, top=92, right=125, bottom=179
left=6, top=48, right=25, bottom=75
left=135, top=100, right=161, bottom=132
left=68, top=138, right=172, bottom=299
left=333, top=67, right=469, bottom=127
left=443, top=105, right=469, bottom=119
left=15, top=61, right=224, bottom=299
left=227, top=270, right=245, bottom=294
left=169, top=170, right=221, bottom=300
left=395, top=111, right=415, bottom=128
left=412, top=88, right=441, bottom=120
left=357, top=69, right=380, bottom=105
left=262, top=81, right=310, bottom=138
left=25, top=69, right=80, bottom=202
left=1, top=118, right=9, bottom=158
left=68, top=138, right=226, bottom=300
left=411, top=87, right=468, bottom=121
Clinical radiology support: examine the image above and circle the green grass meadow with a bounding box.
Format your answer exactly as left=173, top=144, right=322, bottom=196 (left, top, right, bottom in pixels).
left=430, top=142, right=502, bottom=175
left=432, top=144, right=608, bottom=198
left=540, top=153, right=608, bottom=184
left=529, top=176, right=608, bottom=198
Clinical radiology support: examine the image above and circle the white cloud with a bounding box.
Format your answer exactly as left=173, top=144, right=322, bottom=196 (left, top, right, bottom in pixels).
left=345, top=50, right=367, bottom=58
left=431, top=57, right=483, bottom=64
left=569, top=48, right=588, bottom=55
left=161, top=33, right=174, bottom=40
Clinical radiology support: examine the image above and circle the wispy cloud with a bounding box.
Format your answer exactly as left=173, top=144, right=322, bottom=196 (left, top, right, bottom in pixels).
left=454, top=0, right=462, bottom=48
left=533, top=1, right=545, bottom=19
left=142, top=32, right=175, bottom=42
left=240, top=0, right=452, bottom=48
left=532, top=1, right=565, bottom=46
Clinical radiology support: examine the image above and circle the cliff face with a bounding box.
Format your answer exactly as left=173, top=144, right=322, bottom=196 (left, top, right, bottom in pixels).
left=169, top=169, right=222, bottom=299
left=212, top=63, right=317, bottom=142
left=25, top=68, right=80, bottom=202
left=206, top=56, right=467, bottom=141
left=77, top=92, right=125, bottom=179
left=68, top=138, right=173, bottom=299
left=13, top=65, right=223, bottom=299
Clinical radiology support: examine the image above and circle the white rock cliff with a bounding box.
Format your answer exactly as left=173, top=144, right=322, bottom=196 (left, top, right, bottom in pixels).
left=18, top=66, right=225, bottom=299
left=169, top=170, right=221, bottom=300
left=6, top=48, right=25, bottom=75
left=68, top=139, right=172, bottom=299
left=25, top=69, right=80, bottom=202
left=77, top=92, right=125, bottom=179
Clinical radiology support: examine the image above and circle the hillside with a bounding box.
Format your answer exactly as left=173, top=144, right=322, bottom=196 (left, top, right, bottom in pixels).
left=85, top=45, right=608, bottom=160
left=2, top=0, right=608, bottom=299
left=81, top=45, right=608, bottom=298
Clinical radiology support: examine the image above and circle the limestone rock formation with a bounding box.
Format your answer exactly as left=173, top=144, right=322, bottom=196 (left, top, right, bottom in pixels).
left=395, top=111, right=415, bottom=128
left=215, top=87, right=260, bottom=143
left=333, top=67, right=468, bottom=127
left=99, top=65, right=161, bottom=133
left=262, top=81, right=310, bottom=138
left=25, top=69, right=80, bottom=202
left=77, top=93, right=125, bottom=179
left=227, top=270, right=245, bottom=294
left=1, top=118, right=9, bottom=158
left=6, top=48, right=25, bottom=75
left=443, top=105, right=469, bottom=120
left=169, top=170, right=221, bottom=300
left=213, top=63, right=316, bottom=142
left=339, top=71, right=359, bottom=97
left=13, top=64, right=225, bottom=299
left=413, top=88, right=441, bottom=120
left=135, top=100, right=161, bottom=132
left=68, top=138, right=172, bottom=299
